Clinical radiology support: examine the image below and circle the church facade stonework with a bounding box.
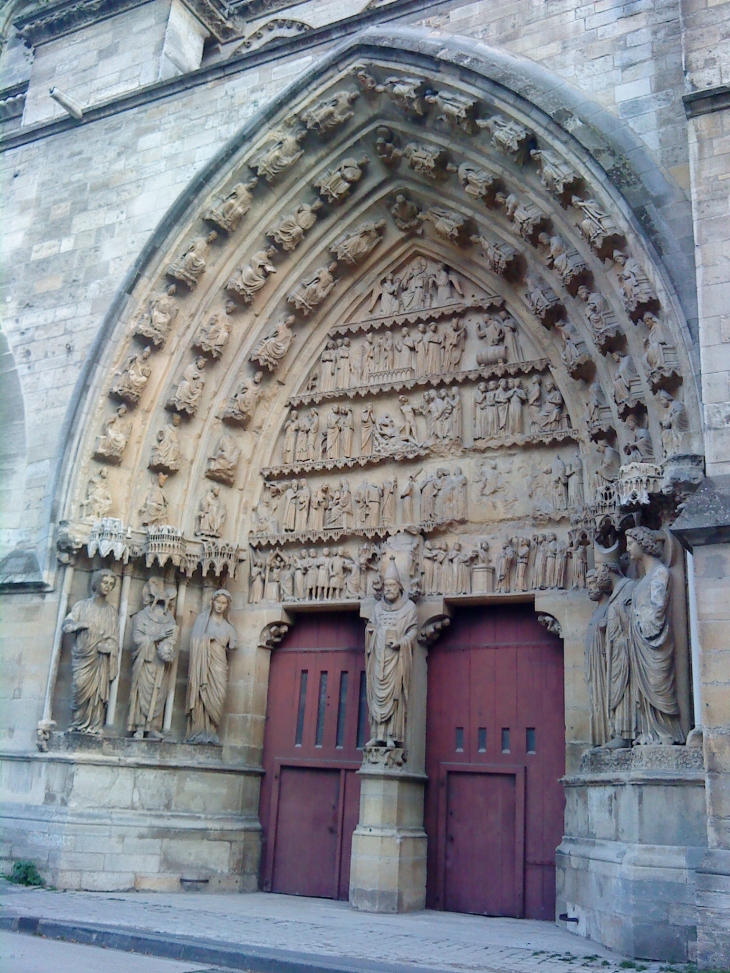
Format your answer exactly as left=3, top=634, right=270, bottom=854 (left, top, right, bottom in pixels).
left=0, top=0, right=729, bottom=967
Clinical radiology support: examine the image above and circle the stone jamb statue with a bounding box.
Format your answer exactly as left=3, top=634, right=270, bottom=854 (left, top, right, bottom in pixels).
left=63, top=568, right=119, bottom=734
left=364, top=557, right=418, bottom=750
left=184, top=589, right=238, bottom=745
left=127, top=578, right=178, bottom=740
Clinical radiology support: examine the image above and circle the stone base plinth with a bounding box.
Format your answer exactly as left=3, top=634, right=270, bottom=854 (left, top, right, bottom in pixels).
left=349, top=768, right=427, bottom=913
left=0, top=735, right=262, bottom=892
left=557, top=746, right=706, bottom=962
left=696, top=849, right=730, bottom=970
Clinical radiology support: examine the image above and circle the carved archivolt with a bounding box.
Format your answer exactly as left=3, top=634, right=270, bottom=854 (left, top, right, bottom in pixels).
left=52, top=49, right=703, bottom=749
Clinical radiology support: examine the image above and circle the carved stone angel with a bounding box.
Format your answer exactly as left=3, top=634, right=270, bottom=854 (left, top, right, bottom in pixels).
left=203, top=178, right=257, bottom=233
left=110, top=347, right=152, bottom=405
left=497, top=192, right=547, bottom=242
left=375, top=75, right=427, bottom=115
left=267, top=200, right=322, bottom=251
left=250, top=314, right=295, bottom=371
left=222, top=370, right=263, bottom=426
left=166, top=231, right=217, bottom=290
left=196, top=485, right=227, bottom=538
left=330, top=220, right=385, bottom=265
left=314, top=155, right=369, bottom=203
left=478, top=114, right=531, bottom=158
left=206, top=434, right=241, bottom=486
left=419, top=207, right=470, bottom=245
left=95, top=404, right=132, bottom=462
left=539, top=232, right=587, bottom=291
left=390, top=194, right=420, bottom=232
left=250, top=128, right=305, bottom=183
left=133, top=285, right=178, bottom=347
left=403, top=141, right=450, bottom=180
left=613, top=251, right=658, bottom=317
left=149, top=413, right=182, bottom=473
left=301, top=89, right=358, bottom=133
left=287, top=262, right=338, bottom=316
left=140, top=472, right=169, bottom=526
left=194, top=300, right=235, bottom=359
left=530, top=149, right=580, bottom=197
left=226, top=246, right=277, bottom=304
left=572, top=197, right=621, bottom=254
left=472, top=235, right=518, bottom=277
left=424, top=90, right=478, bottom=132
left=82, top=467, right=113, bottom=520
left=458, top=163, right=495, bottom=202
left=167, top=356, right=206, bottom=416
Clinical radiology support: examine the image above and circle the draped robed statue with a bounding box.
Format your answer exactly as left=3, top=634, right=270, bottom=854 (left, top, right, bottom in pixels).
left=185, top=589, right=238, bottom=745
left=364, top=557, right=418, bottom=749
left=63, top=569, right=119, bottom=734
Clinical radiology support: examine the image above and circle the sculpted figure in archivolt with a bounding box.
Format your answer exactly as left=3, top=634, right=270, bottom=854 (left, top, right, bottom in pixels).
left=364, top=557, right=418, bottom=749
left=185, top=590, right=238, bottom=745
left=63, top=569, right=119, bottom=733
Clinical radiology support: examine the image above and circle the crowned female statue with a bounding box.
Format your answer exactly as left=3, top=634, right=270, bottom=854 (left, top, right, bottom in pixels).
left=364, top=557, right=418, bottom=749
left=185, top=590, right=238, bottom=745
left=127, top=578, right=178, bottom=740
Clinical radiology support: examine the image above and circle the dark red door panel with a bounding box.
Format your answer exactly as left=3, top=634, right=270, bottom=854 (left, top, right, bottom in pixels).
left=425, top=606, right=564, bottom=919
left=260, top=614, right=365, bottom=900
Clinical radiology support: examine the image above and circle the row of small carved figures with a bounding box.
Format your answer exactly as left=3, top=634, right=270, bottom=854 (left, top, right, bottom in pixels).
left=253, top=466, right=468, bottom=537
left=247, top=532, right=588, bottom=606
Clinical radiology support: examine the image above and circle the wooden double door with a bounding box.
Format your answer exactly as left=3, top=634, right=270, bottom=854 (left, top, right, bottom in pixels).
left=425, top=606, right=565, bottom=920
left=259, top=614, right=367, bottom=900
left=260, top=606, right=565, bottom=917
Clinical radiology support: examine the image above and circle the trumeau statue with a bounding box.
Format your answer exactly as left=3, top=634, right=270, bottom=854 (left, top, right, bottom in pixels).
left=63, top=569, right=119, bottom=734
left=166, top=231, right=217, bottom=290
left=267, top=200, right=322, bottom=251
left=127, top=578, right=178, bottom=740
left=194, top=301, right=235, bottom=359
left=111, top=347, right=152, bottom=405
left=330, top=220, right=385, bottom=265
left=301, top=89, right=358, bottom=133
left=203, top=178, right=257, bottom=234
left=287, top=262, right=338, bottom=315
left=206, top=434, right=241, bottom=486
left=133, top=285, right=178, bottom=347
left=364, top=557, right=418, bottom=750
left=140, top=472, right=169, bottom=526
left=226, top=247, right=277, bottom=304
left=222, top=370, right=263, bottom=426
left=589, top=528, right=684, bottom=750
left=314, top=155, right=369, bottom=204
left=250, top=314, right=295, bottom=371
left=185, top=589, right=238, bottom=745
left=149, top=413, right=182, bottom=473
left=250, top=127, right=306, bottom=183
left=95, top=404, right=132, bottom=462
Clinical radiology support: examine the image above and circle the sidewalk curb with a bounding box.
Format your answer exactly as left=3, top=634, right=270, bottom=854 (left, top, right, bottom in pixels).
left=0, top=914, right=449, bottom=973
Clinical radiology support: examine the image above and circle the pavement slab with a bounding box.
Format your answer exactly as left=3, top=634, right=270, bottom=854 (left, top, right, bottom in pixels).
left=0, top=883, right=680, bottom=973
